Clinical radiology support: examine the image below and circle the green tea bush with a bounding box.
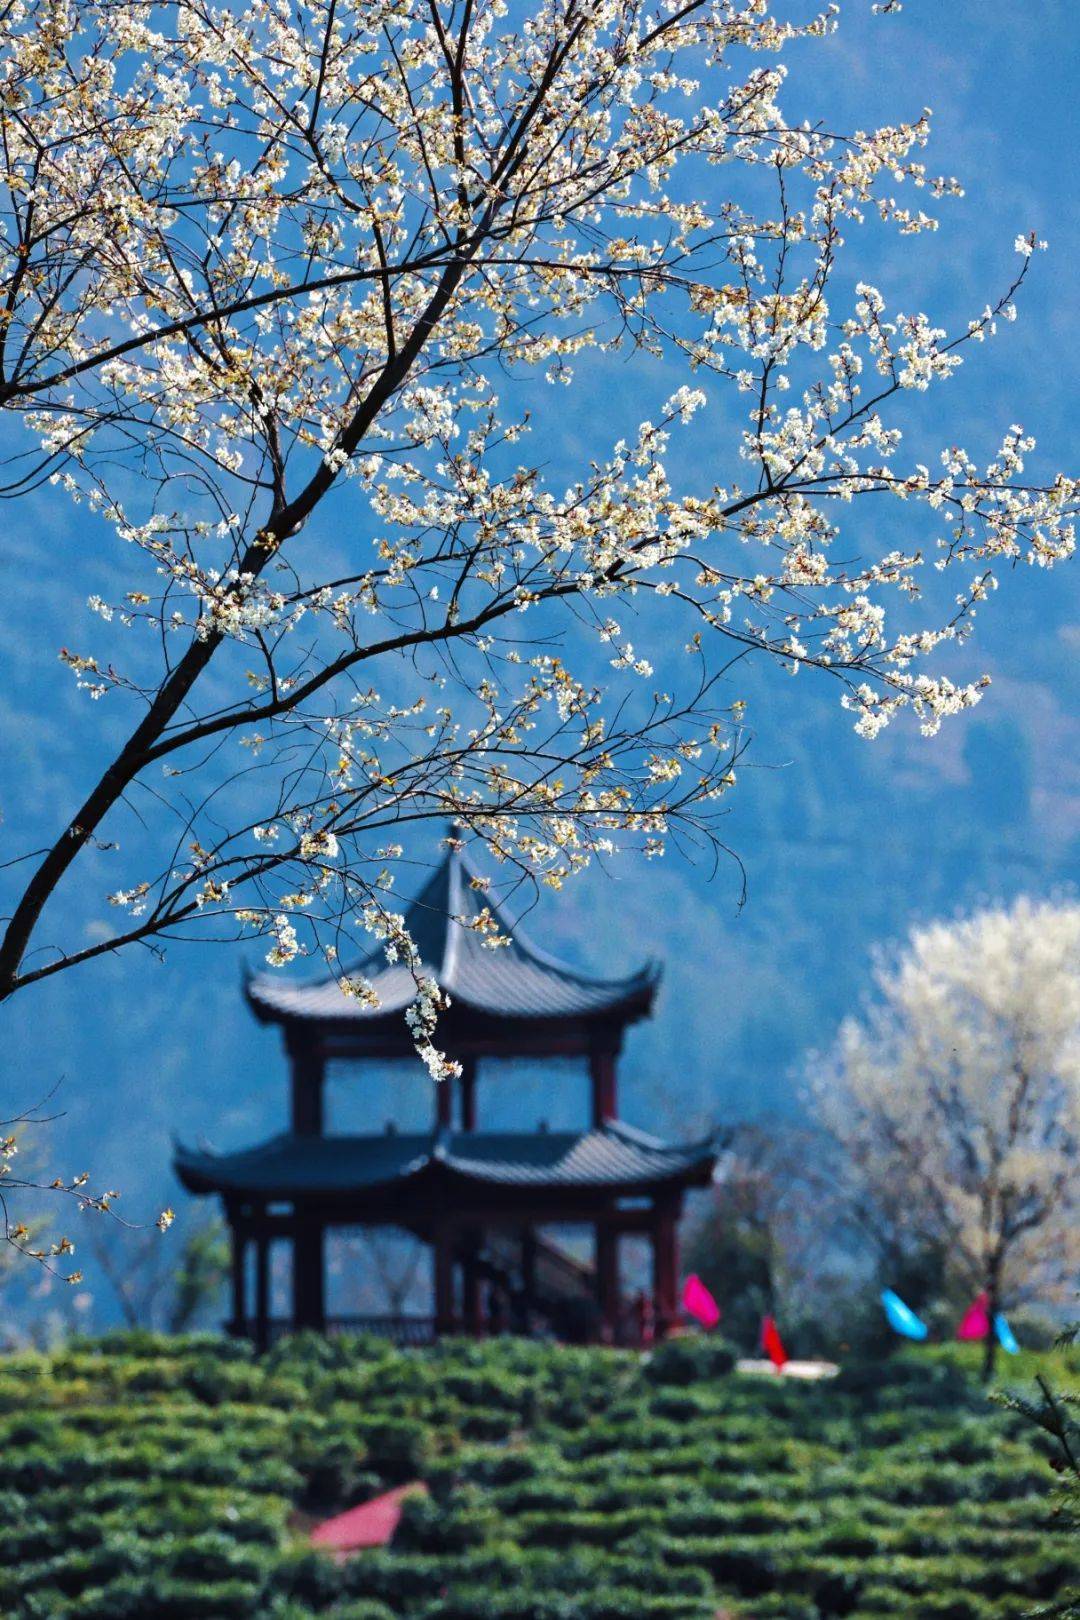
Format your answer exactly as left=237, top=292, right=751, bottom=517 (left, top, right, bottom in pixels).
left=318, top=1606, right=398, bottom=1620
left=1, top=1332, right=1075, bottom=1620
left=642, top=1334, right=738, bottom=1386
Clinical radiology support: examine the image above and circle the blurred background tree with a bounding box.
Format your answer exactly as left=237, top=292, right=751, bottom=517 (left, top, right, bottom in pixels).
left=168, top=1217, right=230, bottom=1334
left=808, top=897, right=1080, bottom=1378
left=4, top=1211, right=229, bottom=1341
left=685, top=897, right=1078, bottom=1369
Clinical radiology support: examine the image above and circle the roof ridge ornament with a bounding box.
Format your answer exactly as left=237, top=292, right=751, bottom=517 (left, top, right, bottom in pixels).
left=440, top=840, right=464, bottom=986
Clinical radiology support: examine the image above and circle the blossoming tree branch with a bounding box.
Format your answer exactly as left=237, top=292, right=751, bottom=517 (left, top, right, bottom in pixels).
left=0, top=1, right=1074, bottom=1079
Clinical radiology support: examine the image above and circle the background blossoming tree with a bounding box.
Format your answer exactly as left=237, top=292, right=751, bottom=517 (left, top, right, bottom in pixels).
left=0, top=0, right=1074, bottom=1094
left=810, top=898, right=1080, bottom=1379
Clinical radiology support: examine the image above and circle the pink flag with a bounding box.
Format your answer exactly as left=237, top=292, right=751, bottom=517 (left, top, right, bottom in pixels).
left=682, top=1273, right=721, bottom=1329
left=761, top=1314, right=788, bottom=1370
left=956, top=1292, right=990, bottom=1341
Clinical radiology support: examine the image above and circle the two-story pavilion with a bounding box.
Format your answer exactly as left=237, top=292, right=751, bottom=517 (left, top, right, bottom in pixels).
left=174, top=846, right=717, bottom=1347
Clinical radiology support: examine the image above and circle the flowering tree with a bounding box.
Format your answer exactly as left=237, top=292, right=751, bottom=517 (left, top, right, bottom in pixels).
left=0, top=0, right=1075, bottom=1085
left=1, top=1094, right=174, bottom=1284
left=810, top=898, right=1080, bottom=1378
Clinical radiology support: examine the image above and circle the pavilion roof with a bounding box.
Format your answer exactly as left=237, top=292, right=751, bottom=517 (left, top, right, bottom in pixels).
left=174, top=1121, right=716, bottom=1200
left=245, top=845, right=658, bottom=1028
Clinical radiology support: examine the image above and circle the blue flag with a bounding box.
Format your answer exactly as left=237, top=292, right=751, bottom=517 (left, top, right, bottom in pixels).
left=881, top=1289, right=929, bottom=1341
left=994, top=1314, right=1020, bottom=1354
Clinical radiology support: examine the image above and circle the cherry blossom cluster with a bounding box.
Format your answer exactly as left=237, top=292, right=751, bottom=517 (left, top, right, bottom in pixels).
left=0, top=2, right=1073, bottom=1081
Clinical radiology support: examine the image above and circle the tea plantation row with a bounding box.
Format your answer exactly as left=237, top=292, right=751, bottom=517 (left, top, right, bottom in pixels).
left=0, top=1331, right=1073, bottom=1619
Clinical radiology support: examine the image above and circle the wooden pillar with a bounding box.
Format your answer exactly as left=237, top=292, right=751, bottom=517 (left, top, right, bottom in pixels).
left=463, top=1240, right=483, bottom=1337
left=460, top=1057, right=477, bottom=1132
left=433, top=1226, right=457, bottom=1335
left=229, top=1220, right=246, bottom=1336
left=589, top=1049, right=618, bottom=1128
left=287, top=1031, right=325, bottom=1136
left=515, top=1227, right=538, bottom=1337
left=254, top=1229, right=270, bottom=1353
left=293, top=1212, right=325, bottom=1331
left=435, top=1078, right=453, bottom=1130
left=652, top=1199, right=680, bottom=1341
left=596, top=1223, right=620, bottom=1344
left=521, top=1227, right=537, bottom=1305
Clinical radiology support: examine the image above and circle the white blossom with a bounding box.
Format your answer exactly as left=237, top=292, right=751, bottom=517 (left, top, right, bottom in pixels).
left=0, top=0, right=1070, bottom=1055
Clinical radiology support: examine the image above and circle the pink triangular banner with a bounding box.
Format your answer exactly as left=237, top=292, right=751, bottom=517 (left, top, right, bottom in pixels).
left=956, top=1292, right=991, bottom=1341
left=682, top=1273, right=721, bottom=1329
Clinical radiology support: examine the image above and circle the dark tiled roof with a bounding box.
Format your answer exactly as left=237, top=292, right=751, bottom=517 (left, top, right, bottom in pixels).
left=174, top=1122, right=716, bottom=1198
left=246, top=846, right=658, bottom=1026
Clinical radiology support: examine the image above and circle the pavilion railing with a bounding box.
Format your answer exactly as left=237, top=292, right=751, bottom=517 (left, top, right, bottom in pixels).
left=228, top=1316, right=437, bottom=1347
left=228, top=1309, right=654, bottom=1349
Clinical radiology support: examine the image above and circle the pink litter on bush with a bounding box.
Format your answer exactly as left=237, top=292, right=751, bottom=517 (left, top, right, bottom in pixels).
left=311, top=1483, right=427, bottom=1555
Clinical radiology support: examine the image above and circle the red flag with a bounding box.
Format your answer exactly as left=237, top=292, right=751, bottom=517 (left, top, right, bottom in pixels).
left=956, top=1292, right=990, bottom=1341
left=682, top=1273, right=721, bottom=1330
left=761, top=1314, right=788, bottom=1370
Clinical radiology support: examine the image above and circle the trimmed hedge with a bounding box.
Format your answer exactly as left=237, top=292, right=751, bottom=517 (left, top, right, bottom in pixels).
left=0, top=1334, right=1074, bottom=1619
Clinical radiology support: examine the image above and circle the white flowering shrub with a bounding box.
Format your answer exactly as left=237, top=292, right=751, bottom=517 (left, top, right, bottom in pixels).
left=0, top=1, right=1073, bottom=1081
left=810, top=897, right=1080, bottom=1378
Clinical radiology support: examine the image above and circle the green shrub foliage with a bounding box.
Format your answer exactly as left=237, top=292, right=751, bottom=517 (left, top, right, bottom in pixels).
left=0, top=1333, right=1074, bottom=1619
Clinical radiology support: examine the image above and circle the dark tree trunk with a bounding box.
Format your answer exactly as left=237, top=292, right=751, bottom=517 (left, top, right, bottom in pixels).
left=981, top=1260, right=1001, bottom=1383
